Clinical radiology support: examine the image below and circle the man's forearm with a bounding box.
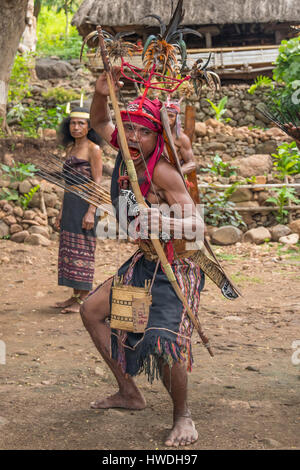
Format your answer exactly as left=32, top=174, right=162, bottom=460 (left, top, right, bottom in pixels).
left=90, top=92, right=111, bottom=131
left=181, top=161, right=196, bottom=175
left=161, top=214, right=204, bottom=241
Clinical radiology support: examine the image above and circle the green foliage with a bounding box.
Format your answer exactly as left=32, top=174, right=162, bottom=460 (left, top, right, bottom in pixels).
left=272, top=141, right=300, bottom=179
left=277, top=244, right=300, bottom=260
left=19, top=185, right=40, bottom=209
left=44, top=1, right=80, bottom=39
left=0, top=118, right=6, bottom=137
left=201, top=187, right=246, bottom=228
left=269, top=37, right=300, bottom=115
left=245, top=175, right=257, bottom=184
left=266, top=186, right=300, bottom=224
left=44, top=1, right=79, bottom=11
left=1, top=234, right=11, bottom=240
left=248, top=75, right=273, bottom=95
left=42, top=87, right=81, bottom=104
left=8, top=53, right=33, bottom=105
left=268, top=81, right=300, bottom=117
left=201, top=154, right=237, bottom=177
left=7, top=101, right=67, bottom=137
left=223, top=181, right=241, bottom=197
left=37, top=34, right=84, bottom=59
left=273, top=37, right=300, bottom=85
left=205, top=96, right=230, bottom=122
left=6, top=103, right=28, bottom=125
left=0, top=188, right=19, bottom=202
left=19, top=105, right=68, bottom=137
left=0, top=161, right=39, bottom=207
left=36, top=5, right=84, bottom=59
left=216, top=252, right=237, bottom=261
left=231, top=272, right=263, bottom=284
left=1, top=161, right=37, bottom=183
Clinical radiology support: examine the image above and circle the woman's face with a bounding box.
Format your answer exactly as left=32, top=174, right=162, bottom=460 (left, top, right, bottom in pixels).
left=69, top=118, right=89, bottom=139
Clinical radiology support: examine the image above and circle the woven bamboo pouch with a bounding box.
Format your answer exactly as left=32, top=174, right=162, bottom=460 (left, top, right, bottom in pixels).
left=110, top=282, right=152, bottom=333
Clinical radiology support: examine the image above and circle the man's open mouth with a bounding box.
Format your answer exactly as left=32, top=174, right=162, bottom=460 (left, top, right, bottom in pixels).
left=129, top=148, right=141, bottom=160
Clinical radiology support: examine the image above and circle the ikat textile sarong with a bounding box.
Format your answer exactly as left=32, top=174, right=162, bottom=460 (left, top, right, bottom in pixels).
left=58, top=157, right=97, bottom=291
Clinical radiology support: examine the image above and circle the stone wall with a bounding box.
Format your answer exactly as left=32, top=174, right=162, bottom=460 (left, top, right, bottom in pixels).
left=192, top=118, right=300, bottom=230
left=193, top=117, right=285, bottom=166
left=201, top=181, right=300, bottom=231
left=0, top=178, right=63, bottom=245
left=184, top=84, right=271, bottom=129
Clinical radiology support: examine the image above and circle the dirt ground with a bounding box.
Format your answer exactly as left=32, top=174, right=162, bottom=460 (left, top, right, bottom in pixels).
left=0, top=237, right=299, bottom=450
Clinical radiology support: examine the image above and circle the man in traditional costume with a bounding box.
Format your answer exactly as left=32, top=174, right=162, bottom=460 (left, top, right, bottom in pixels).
left=165, top=99, right=196, bottom=177
left=54, top=108, right=103, bottom=313
left=80, top=70, right=205, bottom=447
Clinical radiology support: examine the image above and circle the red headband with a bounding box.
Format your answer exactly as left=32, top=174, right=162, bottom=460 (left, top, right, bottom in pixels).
left=166, top=103, right=180, bottom=114
left=110, top=96, right=165, bottom=196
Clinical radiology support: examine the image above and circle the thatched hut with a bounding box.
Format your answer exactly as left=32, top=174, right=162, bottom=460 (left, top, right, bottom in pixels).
left=72, top=0, right=300, bottom=48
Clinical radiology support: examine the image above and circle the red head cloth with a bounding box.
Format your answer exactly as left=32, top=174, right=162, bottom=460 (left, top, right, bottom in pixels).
left=110, top=96, right=164, bottom=196
left=166, top=103, right=180, bottom=114
left=165, top=98, right=181, bottom=138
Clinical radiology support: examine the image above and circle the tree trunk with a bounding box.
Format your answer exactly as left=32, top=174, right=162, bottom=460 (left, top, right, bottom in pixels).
left=0, top=0, right=29, bottom=131
left=33, top=0, right=42, bottom=20
left=19, top=0, right=37, bottom=54
left=65, top=8, right=69, bottom=40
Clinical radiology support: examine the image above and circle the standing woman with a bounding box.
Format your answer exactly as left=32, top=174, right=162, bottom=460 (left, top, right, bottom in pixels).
left=54, top=107, right=103, bottom=313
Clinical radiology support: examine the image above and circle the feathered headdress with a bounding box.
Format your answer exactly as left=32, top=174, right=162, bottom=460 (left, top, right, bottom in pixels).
left=142, top=0, right=202, bottom=76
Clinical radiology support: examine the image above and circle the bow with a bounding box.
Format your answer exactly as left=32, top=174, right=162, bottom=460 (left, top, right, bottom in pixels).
left=97, top=26, right=213, bottom=357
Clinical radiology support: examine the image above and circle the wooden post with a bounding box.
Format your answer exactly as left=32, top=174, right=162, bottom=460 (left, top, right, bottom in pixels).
left=205, top=32, right=212, bottom=49
left=284, top=175, right=292, bottom=224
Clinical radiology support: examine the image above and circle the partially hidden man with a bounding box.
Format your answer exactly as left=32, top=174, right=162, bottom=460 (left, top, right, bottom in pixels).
left=80, top=69, right=205, bottom=447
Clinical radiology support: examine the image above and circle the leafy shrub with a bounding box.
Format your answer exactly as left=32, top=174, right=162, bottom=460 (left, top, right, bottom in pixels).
left=272, top=142, right=300, bottom=179
left=205, top=96, right=230, bottom=122
left=201, top=154, right=237, bottom=177
left=8, top=53, right=33, bottom=105
left=36, top=6, right=84, bottom=60
left=19, top=105, right=68, bottom=137
left=273, top=37, right=300, bottom=85
left=1, top=161, right=37, bottom=182
left=269, top=37, right=300, bottom=115
left=42, top=87, right=81, bottom=104
left=6, top=103, right=67, bottom=137
left=0, top=162, right=39, bottom=205
left=200, top=187, right=246, bottom=228
left=0, top=188, right=19, bottom=202
left=19, top=185, right=40, bottom=209
left=248, top=75, right=273, bottom=95
left=267, top=186, right=300, bottom=224
left=6, top=104, right=28, bottom=125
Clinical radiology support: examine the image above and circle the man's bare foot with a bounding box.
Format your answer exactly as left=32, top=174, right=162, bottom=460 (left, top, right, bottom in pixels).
left=165, top=415, right=198, bottom=447
left=90, top=391, right=146, bottom=410
left=60, top=303, right=81, bottom=314
left=54, top=297, right=76, bottom=309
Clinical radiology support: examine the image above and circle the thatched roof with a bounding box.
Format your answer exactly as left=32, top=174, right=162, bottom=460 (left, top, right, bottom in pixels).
left=72, top=0, right=300, bottom=36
